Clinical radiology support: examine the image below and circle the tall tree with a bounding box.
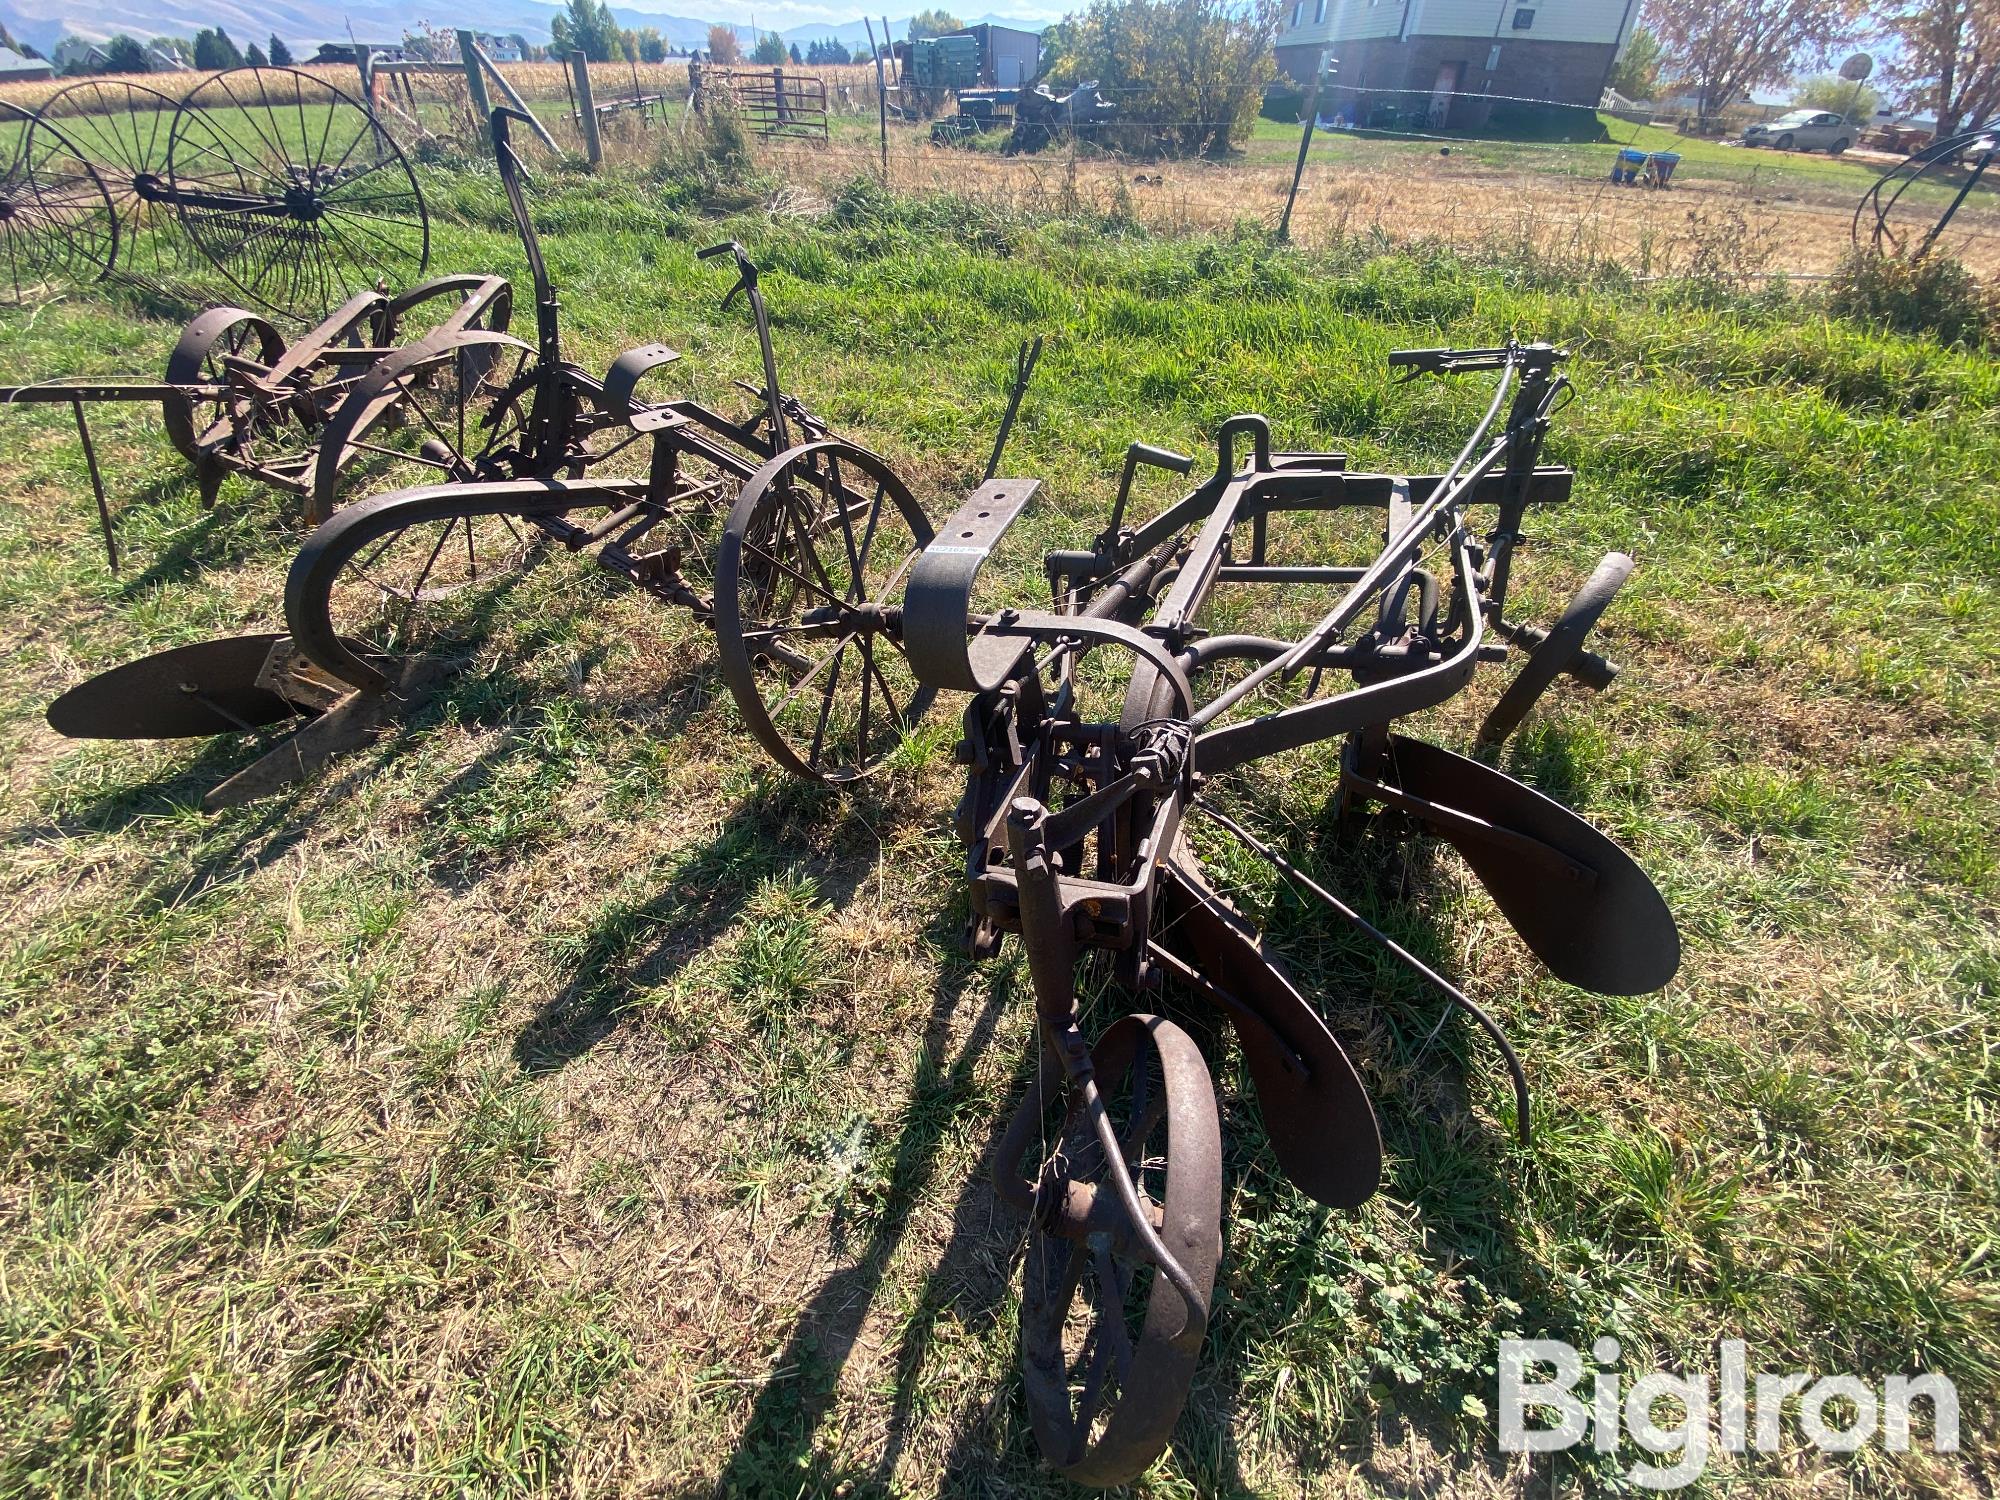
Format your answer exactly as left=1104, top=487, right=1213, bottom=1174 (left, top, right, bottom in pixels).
left=907, top=9, right=964, bottom=39
left=1646, top=0, right=1862, bottom=126
left=103, top=35, right=150, bottom=72
left=752, top=30, right=786, bottom=64
left=706, top=24, right=741, bottom=63
left=246, top=42, right=268, bottom=65
left=1608, top=25, right=1664, bottom=99
left=551, top=0, right=627, bottom=62
left=1041, top=0, right=1281, bottom=155
left=193, top=27, right=244, bottom=69
left=634, top=26, right=667, bottom=63
left=268, top=33, right=294, bottom=66
left=1877, top=0, right=2000, bottom=137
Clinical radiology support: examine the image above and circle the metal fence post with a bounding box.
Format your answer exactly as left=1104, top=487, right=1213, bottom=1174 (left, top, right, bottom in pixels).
left=1278, top=52, right=1333, bottom=243
left=865, top=17, right=888, bottom=183
left=571, top=50, right=603, bottom=168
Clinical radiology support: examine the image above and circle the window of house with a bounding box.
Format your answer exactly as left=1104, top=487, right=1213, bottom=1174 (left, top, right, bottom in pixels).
left=1512, top=7, right=1535, bottom=27
left=1291, top=1, right=1303, bottom=25
left=1486, top=44, right=1502, bottom=70
left=1314, top=0, right=1327, bottom=20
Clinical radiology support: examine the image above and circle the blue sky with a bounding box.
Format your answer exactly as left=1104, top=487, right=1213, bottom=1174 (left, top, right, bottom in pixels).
left=617, top=1, right=1067, bottom=30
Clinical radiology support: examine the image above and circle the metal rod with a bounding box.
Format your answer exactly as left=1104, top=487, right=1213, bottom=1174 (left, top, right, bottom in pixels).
left=983, top=335, right=1042, bottom=481
left=1278, top=52, right=1331, bottom=243
left=70, top=397, right=118, bottom=574
left=1199, top=804, right=1531, bottom=1148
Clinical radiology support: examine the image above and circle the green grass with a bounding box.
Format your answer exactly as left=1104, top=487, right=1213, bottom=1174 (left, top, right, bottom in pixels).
left=0, top=155, right=1995, bottom=1497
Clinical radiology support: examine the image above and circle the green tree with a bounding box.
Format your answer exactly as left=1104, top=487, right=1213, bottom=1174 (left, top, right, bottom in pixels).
left=1793, top=71, right=1881, bottom=117
left=551, top=0, right=627, bottom=62
left=193, top=27, right=244, bottom=69
left=103, top=35, right=150, bottom=72
left=789, top=41, right=803, bottom=63
left=246, top=41, right=268, bottom=65
left=1608, top=25, right=1664, bottom=98
left=634, top=26, right=667, bottom=62
left=908, top=9, right=964, bottom=39
left=268, top=33, right=293, bottom=65
left=752, top=30, right=787, bottom=63
left=707, top=23, right=741, bottom=63
left=1042, top=0, right=1281, bottom=155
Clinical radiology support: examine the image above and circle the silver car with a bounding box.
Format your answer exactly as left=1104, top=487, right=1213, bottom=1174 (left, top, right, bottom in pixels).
left=1743, top=109, right=1856, bottom=154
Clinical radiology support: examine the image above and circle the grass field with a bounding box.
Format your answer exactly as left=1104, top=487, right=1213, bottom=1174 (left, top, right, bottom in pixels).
left=0, top=155, right=1995, bottom=1496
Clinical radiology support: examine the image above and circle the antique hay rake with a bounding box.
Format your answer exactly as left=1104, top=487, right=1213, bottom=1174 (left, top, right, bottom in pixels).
left=891, top=340, right=1679, bottom=1483
left=8, top=66, right=429, bottom=318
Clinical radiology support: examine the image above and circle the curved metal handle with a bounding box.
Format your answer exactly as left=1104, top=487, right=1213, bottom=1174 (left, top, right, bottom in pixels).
left=1211, top=415, right=1272, bottom=481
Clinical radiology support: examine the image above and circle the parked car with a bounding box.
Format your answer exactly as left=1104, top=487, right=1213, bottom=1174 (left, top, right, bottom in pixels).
left=1743, top=109, right=1856, bottom=154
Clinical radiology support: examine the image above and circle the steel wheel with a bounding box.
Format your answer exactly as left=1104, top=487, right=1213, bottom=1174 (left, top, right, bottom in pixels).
left=1002, top=1015, right=1222, bottom=1487
left=31, top=78, right=186, bottom=285
left=160, top=306, right=290, bottom=469
left=285, top=484, right=552, bottom=693
left=376, top=273, right=514, bottom=345
left=714, top=440, right=935, bottom=783
left=0, top=100, right=117, bottom=303
left=166, top=67, right=428, bottom=320
left=310, top=330, right=537, bottom=520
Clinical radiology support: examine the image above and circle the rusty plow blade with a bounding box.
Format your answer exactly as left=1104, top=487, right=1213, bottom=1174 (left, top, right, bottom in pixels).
left=47, top=632, right=440, bottom=811
left=1359, top=734, right=1680, bottom=996
left=1156, top=849, right=1383, bottom=1210
left=48, top=633, right=308, bottom=740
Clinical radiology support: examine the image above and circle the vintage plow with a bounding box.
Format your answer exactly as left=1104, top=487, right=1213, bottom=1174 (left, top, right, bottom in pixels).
left=890, top=341, right=1679, bottom=1483
left=44, top=108, right=966, bottom=806
left=0, top=272, right=512, bottom=566
left=11, top=67, right=429, bottom=319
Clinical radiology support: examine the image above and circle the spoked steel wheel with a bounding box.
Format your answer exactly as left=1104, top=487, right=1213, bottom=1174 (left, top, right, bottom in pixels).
left=714, top=440, right=936, bottom=783
left=31, top=78, right=185, bottom=285
left=0, top=100, right=117, bottom=303
left=310, top=330, right=537, bottom=521
left=166, top=67, right=428, bottom=320
left=999, top=1014, right=1223, bottom=1486
left=160, top=306, right=290, bottom=467
left=285, top=485, right=552, bottom=694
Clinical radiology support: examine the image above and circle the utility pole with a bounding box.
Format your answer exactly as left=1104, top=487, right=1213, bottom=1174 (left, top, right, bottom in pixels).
left=865, top=16, right=889, bottom=183
left=1278, top=51, right=1333, bottom=243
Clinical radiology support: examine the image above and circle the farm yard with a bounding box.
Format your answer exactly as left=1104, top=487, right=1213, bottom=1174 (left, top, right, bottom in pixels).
left=0, top=61, right=1997, bottom=1498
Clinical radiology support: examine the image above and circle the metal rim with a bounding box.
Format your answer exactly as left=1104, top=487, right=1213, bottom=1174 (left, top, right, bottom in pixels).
left=714, top=439, right=937, bottom=783
left=310, top=328, right=539, bottom=518
left=1007, top=1014, right=1222, bottom=1487
left=1477, top=550, right=1631, bottom=748
left=30, top=77, right=185, bottom=283
left=284, top=480, right=563, bottom=694
left=160, top=305, right=289, bottom=465
left=0, top=99, right=119, bottom=302
left=164, top=66, right=429, bottom=321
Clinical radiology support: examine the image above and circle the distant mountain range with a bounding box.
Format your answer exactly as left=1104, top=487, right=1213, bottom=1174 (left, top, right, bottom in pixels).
left=0, top=0, right=1047, bottom=56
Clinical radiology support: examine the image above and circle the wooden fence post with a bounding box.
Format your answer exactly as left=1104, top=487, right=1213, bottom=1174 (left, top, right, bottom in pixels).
left=570, top=50, right=603, bottom=168
left=457, top=30, right=494, bottom=146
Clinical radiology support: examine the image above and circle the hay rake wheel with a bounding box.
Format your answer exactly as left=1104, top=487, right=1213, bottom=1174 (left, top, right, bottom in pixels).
left=29, top=77, right=187, bottom=287
left=1854, top=128, right=2000, bottom=262
left=0, top=99, right=117, bottom=305
left=165, top=66, right=429, bottom=321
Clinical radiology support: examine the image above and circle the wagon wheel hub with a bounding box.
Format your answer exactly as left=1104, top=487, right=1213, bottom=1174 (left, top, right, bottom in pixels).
left=800, top=601, right=903, bottom=637
left=283, top=184, right=326, bottom=222
left=0, top=197, right=15, bottom=223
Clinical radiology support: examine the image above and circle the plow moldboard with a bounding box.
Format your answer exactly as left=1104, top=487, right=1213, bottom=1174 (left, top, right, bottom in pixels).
left=1384, top=734, right=1680, bottom=996
left=47, top=633, right=300, bottom=740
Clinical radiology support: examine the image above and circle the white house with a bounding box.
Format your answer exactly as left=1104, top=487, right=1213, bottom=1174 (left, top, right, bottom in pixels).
left=1276, top=0, right=1644, bottom=128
